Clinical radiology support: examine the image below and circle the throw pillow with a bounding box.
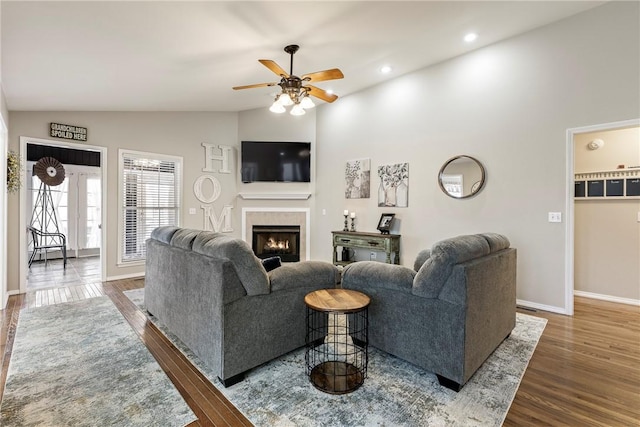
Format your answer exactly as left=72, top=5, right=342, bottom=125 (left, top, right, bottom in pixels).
left=261, top=256, right=282, bottom=272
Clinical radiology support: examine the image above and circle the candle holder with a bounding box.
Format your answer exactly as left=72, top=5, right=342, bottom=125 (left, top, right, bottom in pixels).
left=350, top=217, right=356, bottom=232
left=343, top=214, right=349, bottom=231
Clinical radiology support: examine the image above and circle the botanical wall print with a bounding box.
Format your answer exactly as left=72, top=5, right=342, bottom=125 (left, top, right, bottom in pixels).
left=345, top=158, right=371, bottom=199
left=378, top=163, right=409, bottom=207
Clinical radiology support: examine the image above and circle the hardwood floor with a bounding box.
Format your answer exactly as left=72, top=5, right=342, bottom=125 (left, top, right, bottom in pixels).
left=505, top=299, right=640, bottom=426
left=1, top=280, right=639, bottom=426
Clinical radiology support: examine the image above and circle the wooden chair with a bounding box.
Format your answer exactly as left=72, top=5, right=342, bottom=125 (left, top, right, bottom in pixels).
left=27, top=226, right=67, bottom=268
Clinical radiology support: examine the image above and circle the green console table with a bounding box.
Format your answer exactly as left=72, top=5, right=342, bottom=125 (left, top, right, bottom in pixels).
left=332, top=231, right=401, bottom=266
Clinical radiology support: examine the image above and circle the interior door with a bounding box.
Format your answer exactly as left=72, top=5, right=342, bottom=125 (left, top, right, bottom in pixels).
left=27, top=163, right=101, bottom=258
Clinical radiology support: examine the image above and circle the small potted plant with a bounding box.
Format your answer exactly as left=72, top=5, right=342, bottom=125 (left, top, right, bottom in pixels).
left=7, top=150, right=23, bottom=194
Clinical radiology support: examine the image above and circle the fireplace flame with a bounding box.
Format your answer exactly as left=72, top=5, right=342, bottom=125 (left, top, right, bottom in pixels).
left=265, top=237, right=289, bottom=251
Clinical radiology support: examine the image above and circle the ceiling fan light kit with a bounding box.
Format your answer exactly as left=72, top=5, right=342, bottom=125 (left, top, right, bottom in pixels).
left=269, top=102, right=286, bottom=114
left=233, top=44, right=343, bottom=116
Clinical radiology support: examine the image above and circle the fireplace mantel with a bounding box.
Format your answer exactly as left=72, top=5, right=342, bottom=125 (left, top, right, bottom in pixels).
left=238, top=193, right=311, bottom=200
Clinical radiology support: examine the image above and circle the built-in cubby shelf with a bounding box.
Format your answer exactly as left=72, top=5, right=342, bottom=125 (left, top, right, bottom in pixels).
left=238, top=193, right=312, bottom=200
left=574, top=168, right=640, bottom=200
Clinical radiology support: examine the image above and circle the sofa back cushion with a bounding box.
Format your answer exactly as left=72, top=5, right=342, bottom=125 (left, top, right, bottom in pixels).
left=480, top=232, right=510, bottom=252
left=413, top=249, right=431, bottom=272
left=413, top=234, right=490, bottom=298
left=150, top=226, right=180, bottom=244
left=170, top=228, right=202, bottom=250
left=192, top=232, right=270, bottom=296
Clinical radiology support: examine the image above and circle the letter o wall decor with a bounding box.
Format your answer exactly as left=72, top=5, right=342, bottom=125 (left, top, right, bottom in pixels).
left=194, top=175, right=222, bottom=203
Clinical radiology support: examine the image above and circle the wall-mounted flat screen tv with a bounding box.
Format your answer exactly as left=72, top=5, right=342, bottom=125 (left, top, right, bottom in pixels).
left=241, top=141, right=311, bottom=183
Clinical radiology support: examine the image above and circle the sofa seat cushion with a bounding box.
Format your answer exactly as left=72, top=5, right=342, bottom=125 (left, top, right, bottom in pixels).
left=269, top=261, right=339, bottom=292
left=192, top=233, right=270, bottom=296
left=413, top=234, right=490, bottom=298
left=342, top=261, right=415, bottom=294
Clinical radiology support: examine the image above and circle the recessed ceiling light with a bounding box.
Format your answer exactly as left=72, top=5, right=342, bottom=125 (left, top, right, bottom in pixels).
left=464, top=33, right=478, bottom=43
left=380, top=65, right=392, bottom=74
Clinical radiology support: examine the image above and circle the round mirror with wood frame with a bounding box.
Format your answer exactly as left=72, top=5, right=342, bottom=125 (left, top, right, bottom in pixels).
left=438, top=155, right=486, bottom=199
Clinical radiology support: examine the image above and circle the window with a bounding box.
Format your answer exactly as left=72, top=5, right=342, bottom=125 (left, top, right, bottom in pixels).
left=118, top=150, right=182, bottom=264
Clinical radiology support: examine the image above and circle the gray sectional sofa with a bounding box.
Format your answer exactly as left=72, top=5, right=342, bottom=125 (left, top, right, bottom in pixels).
left=341, top=233, right=517, bottom=391
left=145, top=226, right=340, bottom=386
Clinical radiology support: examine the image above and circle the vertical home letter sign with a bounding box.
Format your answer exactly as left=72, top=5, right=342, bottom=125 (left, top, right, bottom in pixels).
left=193, top=143, right=233, bottom=232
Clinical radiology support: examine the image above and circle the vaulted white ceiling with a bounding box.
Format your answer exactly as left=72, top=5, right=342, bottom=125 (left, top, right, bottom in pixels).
left=1, top=1, right=606, bottom=112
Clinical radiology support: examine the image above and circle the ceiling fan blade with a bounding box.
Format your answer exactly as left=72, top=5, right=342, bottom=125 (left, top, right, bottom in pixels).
left=302, top=68, right=344, bottom=83
left=259, top=59, right=289, bottom=78
left=305, top=85, right=339, bottom=103
left=232, top=82, right=278, bottom=90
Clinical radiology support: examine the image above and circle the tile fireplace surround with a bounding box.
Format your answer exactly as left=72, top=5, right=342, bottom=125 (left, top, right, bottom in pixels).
left=242, top=208, right=311, bottom=261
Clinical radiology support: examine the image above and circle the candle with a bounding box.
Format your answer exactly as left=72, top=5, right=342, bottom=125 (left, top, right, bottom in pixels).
left=350, top=212, right=356, bottom=218
left=344, top=210, right=349, bottom=216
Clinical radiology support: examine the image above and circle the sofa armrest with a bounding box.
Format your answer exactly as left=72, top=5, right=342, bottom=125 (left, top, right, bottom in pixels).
left=269, top=261, right=339, bottom=292
left=342, top=261, right=415, bottom=294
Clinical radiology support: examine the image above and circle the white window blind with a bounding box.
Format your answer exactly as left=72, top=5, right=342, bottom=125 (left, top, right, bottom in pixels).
left=119, top=150, right=182, bottom=263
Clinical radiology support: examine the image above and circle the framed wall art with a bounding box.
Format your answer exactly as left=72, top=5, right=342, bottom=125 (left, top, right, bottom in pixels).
left=345, top=158, right=371, bottom=199
left=377, top=163, right=408, bottom=207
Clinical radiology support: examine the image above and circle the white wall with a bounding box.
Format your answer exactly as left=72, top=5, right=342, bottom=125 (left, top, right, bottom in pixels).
left=7, top=111, right=239, bottom=291
left=237, top=107, right=319, bottom=248
left=237, top=107, right=316, bottom=198
left=314, top=1, right=640, bottom=312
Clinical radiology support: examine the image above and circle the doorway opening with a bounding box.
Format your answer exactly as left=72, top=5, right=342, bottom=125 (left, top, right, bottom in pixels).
left=19, top=137, right=107, bottom=293
left=566, top=118, right=640, bottom=315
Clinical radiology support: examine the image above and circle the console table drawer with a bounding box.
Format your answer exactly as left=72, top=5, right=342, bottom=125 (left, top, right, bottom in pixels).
left=333, top=235, right=388, bottom=250
left=332, top=231, right=401, bottom=266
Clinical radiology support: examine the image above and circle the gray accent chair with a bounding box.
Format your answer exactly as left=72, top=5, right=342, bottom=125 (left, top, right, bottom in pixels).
left=145, top=226, right=340, bottom=386
left=341, top=233, right=516, bottom=391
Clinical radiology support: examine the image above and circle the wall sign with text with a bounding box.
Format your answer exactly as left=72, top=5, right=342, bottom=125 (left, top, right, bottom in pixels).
left=50, top=123, right=88, bottom=141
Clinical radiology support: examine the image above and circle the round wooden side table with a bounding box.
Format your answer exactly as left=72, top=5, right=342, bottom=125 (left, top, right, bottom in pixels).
left=304, top=288, right=370, bottom=394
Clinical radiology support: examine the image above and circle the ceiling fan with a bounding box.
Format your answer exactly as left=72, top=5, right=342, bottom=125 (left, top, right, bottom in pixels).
left=232, top=44, right=344, bottom=115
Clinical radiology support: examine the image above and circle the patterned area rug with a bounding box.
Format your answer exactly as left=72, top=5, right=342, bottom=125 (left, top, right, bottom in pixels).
left=0, top=296, right=196, bottom=427
left=125, top=288, right=547, bottom=426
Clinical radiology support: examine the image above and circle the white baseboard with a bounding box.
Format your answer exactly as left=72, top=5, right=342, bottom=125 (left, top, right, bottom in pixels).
left=574, top=290, right=640, bottom=306
left=106, top=272, right=145, bottom=282
left=516, top=299, right=567, bottom=315
left=7, top=289, right=20, bottom=296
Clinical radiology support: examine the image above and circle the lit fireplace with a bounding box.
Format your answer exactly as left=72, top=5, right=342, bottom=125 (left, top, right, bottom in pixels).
left=252, top=225, right=301, bottom=262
